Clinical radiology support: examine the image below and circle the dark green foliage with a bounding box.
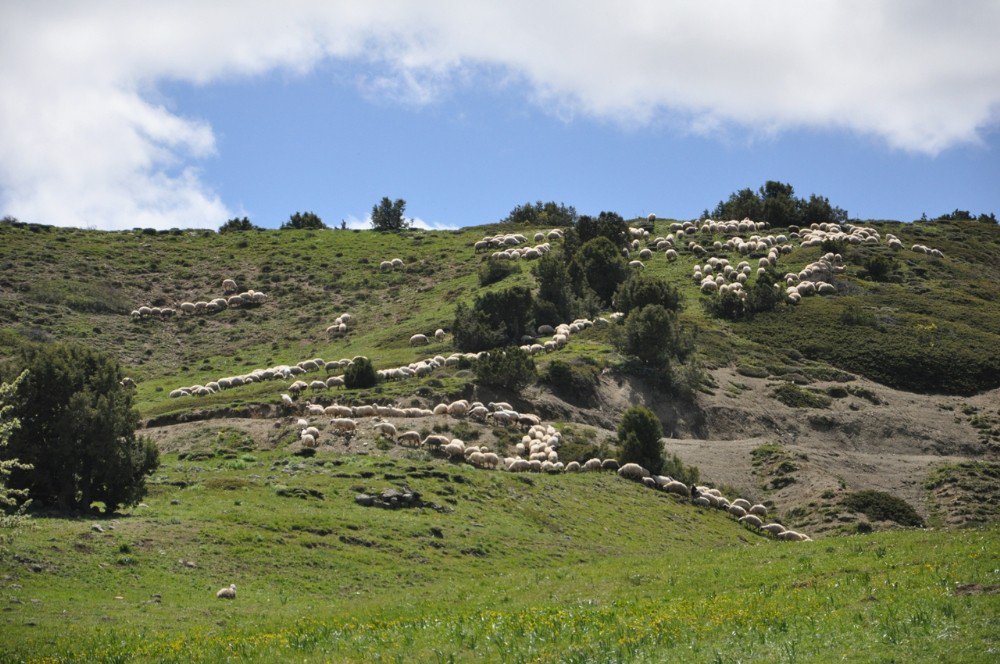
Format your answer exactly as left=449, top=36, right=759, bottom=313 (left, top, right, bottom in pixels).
left=452, top=302, right=503, bottom=352
left=478, top=259, right=520, bottom=287
left=543, top=360, right=599, bottom=402
left=614, top=273, right=681, bottom=315
left=772, top=383, right=832, bottom=408
left=661, top=452, right=700, bottom=486
left=1, top=343, right=157, bottom=512
left=344, top=357, right=378, bottom=389
left=619, top=305, right=682, bottom=368
left=703, top=272, right=783, bottom=321
left=842, top=490, right=924, bottom=527
left=710, top=181, right=847, bottom=227
left=560, top=226, right=581, bottom=264
left=502, top=201, right=577, bottom=226
left=618, top=406, right=665, bottom=475
left=281, top=211, right=326, bottom=230
left=533, top=252, right=580, bottom=324
left=472, top=286, right=534, bottom=344
left=863, top=255, right=898, bottom=282
left=934, top=209, right=997, bottom=224
left=474, top=347, right=536, bottom=392
left=218, top=217, right=258, bottom=233
left=571, top=237, right=627, bottom=305
left=370, top=197, right=410, bottom=232
left=577, top=211, right=628, bottom=248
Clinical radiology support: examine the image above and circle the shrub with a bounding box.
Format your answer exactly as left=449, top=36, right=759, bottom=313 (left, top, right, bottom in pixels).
left=502, top=201, right=577, bottom=226
left=281, top=211, right=326, bottom=230
left=219, top=216, right=258, bottom=233
left=533, top=252, right=582, bottom=324
left=614, top=273, right=681, bottom=315
left=618, top=406, right=665, bottom=475
left=772, top=383, right=832, bottom=408
left=0, top=371, right=31, bottom=522
left=661, top=452, right=700, bottom=486
left=472, top=286, right=534, bottom=344
left=452, top=302, right=502, bottom=352
left=344, top=357, right=378, bottom=389
left=474, top=347, right=536, bottom=392
left=478, top=259, right=520, bottom=287
left=571, top=237, right=628, bottom=305
left=370, top=197, right=410, bottom=232
left=577, top=211, right=628, bottom=248
left=863, top=255, right=898, bottom=282
left=703, top=272, right=783, bottom=322
left=619, top=305, right=684, bottom=369
left=1, top=343, right=158, bottom=512
left=842, top=490, right=924, bottom=527
left=543, top=360, right=599, bottom=402
left=709, top=180, right=847, bottom=227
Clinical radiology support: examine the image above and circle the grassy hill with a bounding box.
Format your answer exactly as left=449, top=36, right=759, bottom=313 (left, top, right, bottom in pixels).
left=1, top=216, right=999, bottom=661
left=1, top=446, right=997, bottom=662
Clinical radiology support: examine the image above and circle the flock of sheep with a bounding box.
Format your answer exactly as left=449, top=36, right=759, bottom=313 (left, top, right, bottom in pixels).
left=131, top=279, right=266, bottom=319
left=473, top=229, right=565, bottom=261
left=286, top=395, right=811, bottom=542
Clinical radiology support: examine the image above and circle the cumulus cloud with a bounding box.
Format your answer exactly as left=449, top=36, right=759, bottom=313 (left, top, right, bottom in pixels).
left=1, top=1, right=998, bottom=228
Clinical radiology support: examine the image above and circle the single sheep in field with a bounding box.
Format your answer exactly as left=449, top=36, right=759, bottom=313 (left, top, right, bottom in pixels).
left=748, top=504, right=768, bottom=518
left=565, top=461, right=581, bottom=472
left=583, top=458, right=603, bottom=471
left=216, top=584, right=237, bottom=599
left=222, top=279, right=238, bottom=293
left=760, top=523, right=786, bottom=536
left=732, top=498, right=752, bottom=511
left=728, top=504, right=748, bottom=518
left=618, top=463, right=650, bottom=481
left=397, top=431, right=421, bottom=446
left=739, top=514, right=764, bottom=528
left=435, top=328, right=446, bottom=340
left=409, top=333, right=429, bottom=346
left=664, top=480, right=688, bottom=496
left=601, top=459, right=620, bottom=471
left=373, top=422, right=397, bottom=439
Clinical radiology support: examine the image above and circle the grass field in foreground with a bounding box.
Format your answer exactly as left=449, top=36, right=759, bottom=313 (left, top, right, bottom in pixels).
left=1, top=447, right=997, bottom=663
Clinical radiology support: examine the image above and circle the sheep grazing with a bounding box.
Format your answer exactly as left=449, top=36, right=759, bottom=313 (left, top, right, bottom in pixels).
left=739, top=514, right=764, bottom=529
left=748, top=504, right=768, bottom=518
left=601, top=459, right=620, bottom=471
left=409, top=333, right=429, bottom=346
left=732, top=498, right=751, bottom=511
left=216, top=584, right=237, bottom=599
left=760, top=523, right=786, bottom=536
left=329, top=418, right=357, bottom=433
left=618, top=463, right=650, bottom=481
left=582, top=458, right=603, bottom=472
left=663, top=480, right=688, bottom=496
left=434, top=328, right=446, bottom=340
left=379, top=260, right=393, bottom=271
left=373, top=422, right=397, bottom=439
left=222, top=279, right=238, bottom=293
left=728, top=504, right=748, bottom=518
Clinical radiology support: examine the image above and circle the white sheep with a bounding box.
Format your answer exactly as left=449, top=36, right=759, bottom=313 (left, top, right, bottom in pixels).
left=617, top=463, right=650, bottom=481
left=409, top=334, right=429, bottom=346
left=738, top=514, right=763, bottom=528
left=434, top=328, right=446, bottom=340
left=748, top=504, right=768, bottom=518
left=216, top=584, right=237, bottom=599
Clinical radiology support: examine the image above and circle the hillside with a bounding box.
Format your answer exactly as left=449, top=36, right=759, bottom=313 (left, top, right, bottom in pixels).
left=1, top=216, right=999, bottom=661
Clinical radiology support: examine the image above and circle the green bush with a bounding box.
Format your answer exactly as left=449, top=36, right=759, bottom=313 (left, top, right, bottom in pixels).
left=618, top=406, right=665, bottom=474
left=772, top=383, right=832, bottom=408
left=842, top=490, right=924, bottom=527
left=619, top=305, right=685, bottom=369
left=571, top=237, right=627, bottom=305
left=863, top=255, right=898, bottom=282
left=614, top=273, right=681, bottom=315
left=1, top=343, right=158, bottom=512
left=474, top=347, right=536, bottom=392
left=281, top=211, right=326, bottom=230
left=661, top=452, right=700, bottom=486
left=577, top=211, right=628, bottom=248
left=219, top=216, right=258, bottom=233
left=533, top=252, right=578, bottom=324
left=452, top=302, right=502, bottom=352
left=478, top=259, right=520, bottom=286
left=502, top=201, right=577, bottom=226
left=344, top=357, right=378, bottom=389
left=471, top=286, right=534, bottom=344
left=543, top=360, right=599, bottom=402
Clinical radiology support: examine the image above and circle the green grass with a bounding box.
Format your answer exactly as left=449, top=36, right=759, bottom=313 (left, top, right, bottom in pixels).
left=1, top=449, right=997, bottom=662
left=771, top=382, right=833, bottom=408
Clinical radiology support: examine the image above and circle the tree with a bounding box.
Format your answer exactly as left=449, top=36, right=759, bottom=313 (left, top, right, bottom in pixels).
left=503, top=201, right=577, bottom=226
left=452, top=302, right=503, bottom=352
left=618, top=406, right=665, bottom=475
left=343, top=357, right=378, bottom=389
left=533, top=252, right=578, bottom=324
left=475, top=347, right=537, bottom=392
left=281, top=211, right=326, bottom=230
left=474, top=286, right=534, bottom=343
left=0, top=371, right=31, bottom=520
left=619, top=304, right=682, bottom=368
left=614, top=273, right=681, bottom=315
left=1, top=343, right=158, bottom=512
left=711, top=188, right=763, bottom=221
left=571, top=237, right=628, bottom=305
left=800, top=194, right=848, bottom=225
left=370, top=197, right=410, bottom=232
left=218, top=216, right=258, bottom=233
left=759, top=180, right=800, bottom=227
left=577, top=211, right=628, bottom=247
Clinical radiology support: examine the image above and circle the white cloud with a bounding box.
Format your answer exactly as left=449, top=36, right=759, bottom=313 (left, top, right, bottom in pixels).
left=1, top=1, right=998, bottom=228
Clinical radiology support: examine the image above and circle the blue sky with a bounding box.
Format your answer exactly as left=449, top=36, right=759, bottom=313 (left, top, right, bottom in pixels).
left=167, top=65, right=1000, bottom=228
left=2, top=2, right=998, bottom=230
